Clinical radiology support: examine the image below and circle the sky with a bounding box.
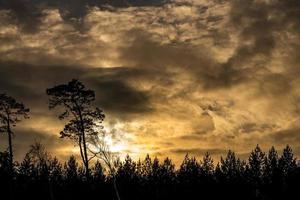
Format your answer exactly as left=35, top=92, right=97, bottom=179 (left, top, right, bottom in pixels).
left=0, top=0, right=300, bottom=165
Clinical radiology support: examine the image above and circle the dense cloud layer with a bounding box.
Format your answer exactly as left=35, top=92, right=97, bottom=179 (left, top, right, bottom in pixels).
left=0, top=0, right=168, bottom=32
left=0, top=0, right=300, bottom=164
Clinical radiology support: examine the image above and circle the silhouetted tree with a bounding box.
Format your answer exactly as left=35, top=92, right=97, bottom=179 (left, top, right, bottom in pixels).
left=0, top=151, right=10, bottom=177
left=177, top=154, right=201, bottom=199
left=219, top=150, right=245, bottom=182
left=264, top=146, right=280, bottom=183
left=25, top=142, right=51, bottom=177
left=0, top=93, right=29, bottom=172
left=116, top=155, right=139, bottom=199
left=247, top=145, right=265, bottom=197
left=92, top=160, right=105, bottom=184
left=159, top=157, right=175, bottom=184
left=65, top=156, right=79, bottom=182
left=178, top=154, right=200, bottom=184
left=141, top=154, right=152, bottom=180
left=50, top=157, right=63, bottom=184
left=19, top=153, right=35, bottom=179
left=278, top=145, right=298, bottom=196
left=262, top=146, right=282, bottom=198
left=200, top=152, right=214, bottom=178
left=117, top=155, right=137, bottom=182
left=46, top=79, right=105, bottom=178
left=150, top=157, right=160, bottom=183
left=279, top=145, right=297, bottom=177
left=25, top=142, right=56, bottom=200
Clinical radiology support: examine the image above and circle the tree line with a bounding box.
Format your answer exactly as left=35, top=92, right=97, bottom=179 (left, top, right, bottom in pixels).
left=0, top=79, right=300, bottom=200
left=0, top=143, right=299, bottom=200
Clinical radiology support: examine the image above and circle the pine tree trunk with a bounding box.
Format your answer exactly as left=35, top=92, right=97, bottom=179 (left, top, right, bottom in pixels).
left=7, top=119, right=13, bottom=173
left=78, top=137, right=86, bottom=171
left=7, top=119, right=14, bottom=200
left=78, top=110, right=89, bottom=179
left=82, top=131, right=89, bottom=179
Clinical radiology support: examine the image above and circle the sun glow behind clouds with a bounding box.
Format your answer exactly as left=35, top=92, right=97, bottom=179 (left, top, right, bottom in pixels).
left=96, top=122, right=129, bottom=156
left=104, top=133, right=126, bottom=153
left=100, top=121, right=143, bottom=160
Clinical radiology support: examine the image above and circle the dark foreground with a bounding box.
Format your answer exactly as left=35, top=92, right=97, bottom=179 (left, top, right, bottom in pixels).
left=1, top=145, right=300, bottom=200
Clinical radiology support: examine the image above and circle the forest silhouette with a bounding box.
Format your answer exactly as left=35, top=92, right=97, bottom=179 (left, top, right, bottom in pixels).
left=0, top=79, right=299, bottom=200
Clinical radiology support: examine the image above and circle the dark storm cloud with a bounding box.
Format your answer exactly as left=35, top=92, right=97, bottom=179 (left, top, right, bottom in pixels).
left=119, top=29, right=228, bottom=89
left=0, top=61, right=152, bottom=116
left=0, top=0, right=45, bottom=33
left=117, top=1, right=273, bottom=91
left=117, top=27, right=259, bottom=92
left=230, top=0, right=276, bottom=57
left=0, top=61, right=86, bottom=109
left=0, top=0, right=169, bottom=32
left=87, top=66, right=173, bottom=88
left=236, top=0, right=300, bottom=72
left=119, top=29, right=207, bottom=69
left=89, top=79, right=152, bottom=114
left=214, top=0, right=300, bottom=90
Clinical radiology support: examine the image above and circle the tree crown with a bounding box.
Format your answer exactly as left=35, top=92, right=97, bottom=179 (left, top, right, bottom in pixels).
left=0, top=93, right=29, bottom=132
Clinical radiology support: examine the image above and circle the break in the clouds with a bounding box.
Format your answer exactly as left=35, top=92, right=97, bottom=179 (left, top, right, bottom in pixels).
left=0, top=0, right=300, bottom=164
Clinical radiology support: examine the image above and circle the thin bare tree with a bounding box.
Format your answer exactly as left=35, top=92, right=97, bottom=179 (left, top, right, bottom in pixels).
left=89, top=131, right=121, bottom=200
left=0, top=93, right=29, bottom=172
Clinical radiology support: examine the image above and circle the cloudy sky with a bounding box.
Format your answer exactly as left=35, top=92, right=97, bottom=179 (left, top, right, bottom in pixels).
left=0, top=0, right=300, bottom=165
